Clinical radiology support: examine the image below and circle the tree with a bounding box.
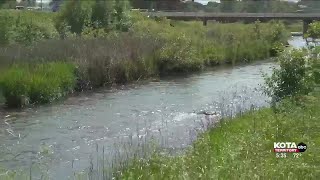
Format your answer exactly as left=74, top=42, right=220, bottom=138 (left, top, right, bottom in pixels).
left=307, top=22, right=320, bottom=40
left=0, top=0, right=9, bottom=7
left=220, top=0, right=237, bottom=12
left=0, top=0, right=16, bottom=8
left=55, top=0, right=131, bottom=36
left=91, top=0, right=115, bottom=29
left=114, top=0, right=131, bottom=31
left=56, top=0, right=93, bottom=35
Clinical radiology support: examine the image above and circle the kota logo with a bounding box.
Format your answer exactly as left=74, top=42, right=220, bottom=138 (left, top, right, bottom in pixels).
left=273, top=142, right=307, bottom=153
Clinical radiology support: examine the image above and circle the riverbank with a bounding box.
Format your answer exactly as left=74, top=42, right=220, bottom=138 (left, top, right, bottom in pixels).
left=118, top=93, right=320, bottom=179
left=0, top=10, right=290, bottom=108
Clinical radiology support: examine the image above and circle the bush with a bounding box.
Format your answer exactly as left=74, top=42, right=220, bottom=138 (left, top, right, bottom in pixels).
left=158, top=32, right=203, bottom=73
left=264, top=50, right=313, bottom=105
left=0, top=62, right=76, bottom=108
left=306, top=21, right=320, bottom=40
left=0, top=14, right=13, bottom=45
left=56, top=0, right=93, bottom=35
left=55, top=0, right=131, bottom=37
left=0, top=10, right=58, bottom=45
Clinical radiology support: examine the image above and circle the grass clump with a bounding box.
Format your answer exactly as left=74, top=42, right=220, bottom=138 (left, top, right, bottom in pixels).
left=0, top=62, right=76, bottom=108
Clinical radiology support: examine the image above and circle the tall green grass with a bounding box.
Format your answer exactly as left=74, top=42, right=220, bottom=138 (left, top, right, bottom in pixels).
left=0, top=62, right=76, bottom=108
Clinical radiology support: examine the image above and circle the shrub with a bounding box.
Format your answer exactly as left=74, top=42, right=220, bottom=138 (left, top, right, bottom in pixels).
left=55, top=0, right=131, bottom=37
left=306, top=21, right=320, bottom=40
left=264, top=49, right=313, bottom=105
left=0, top=13, right=13, bottom=45
left=0, top=10, right=58, bottom=45
left=0, top=62, right=76, bottom=108
left=158, top=32, right=203, bottom=73
left=56, top=0, right=93, bottom=35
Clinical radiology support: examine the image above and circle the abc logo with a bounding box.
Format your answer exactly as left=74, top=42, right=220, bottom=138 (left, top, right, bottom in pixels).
left=297, top=142, right=307, bottom=152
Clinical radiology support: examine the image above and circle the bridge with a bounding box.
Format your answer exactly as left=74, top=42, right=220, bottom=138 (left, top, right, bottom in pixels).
left=144, top=12, right=320, bottom=33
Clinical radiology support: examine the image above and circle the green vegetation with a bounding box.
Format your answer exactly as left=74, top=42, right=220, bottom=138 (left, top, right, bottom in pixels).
left=0, top=62, right=76, bottom=108
left=0, top=0, right=290, bottom=108
left=116, top=49, right=320, bottom=180
left=307, top=21, right=320, bottom=40
left=264, top=49, right=313, bottom=104
left=0, top=10, right=57, bottom=45
left=286, top=22, right=303, bottom=32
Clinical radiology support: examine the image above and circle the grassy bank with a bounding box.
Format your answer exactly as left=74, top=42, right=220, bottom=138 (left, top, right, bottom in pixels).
left=0, top=62, right=76, bottom=108
left=117, top=94, right=320, bottom=179
left=0, top=10, right=290, bottom=108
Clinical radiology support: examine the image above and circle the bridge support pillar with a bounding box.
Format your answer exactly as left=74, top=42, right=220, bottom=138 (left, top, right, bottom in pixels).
left=303, top=20, right=313, bottom=35
left=203, top=19, right=207, bottom=26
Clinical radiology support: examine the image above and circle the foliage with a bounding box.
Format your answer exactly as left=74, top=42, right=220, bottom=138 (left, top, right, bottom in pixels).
left=0, top=11, right=290, bottom=97
left=0, top=62, right=76, bottom=108
left=55, top=0, right=131, bottom=36
left=55, top=0, right=93, bottom=35
left=0, top=13, right=12, bottom=45
left=264, top=49, right=313, bottom=105
left=0, top=10, right=57, bottom=45
left=306, top=21, right=320, bottom=40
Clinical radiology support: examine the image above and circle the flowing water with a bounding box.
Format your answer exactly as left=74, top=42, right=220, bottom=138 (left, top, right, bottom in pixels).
left=0, top=37, right=305, bottom=179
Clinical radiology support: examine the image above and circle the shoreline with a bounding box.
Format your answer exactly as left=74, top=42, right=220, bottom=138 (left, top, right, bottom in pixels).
left=0, top=58, right=276, bottom=112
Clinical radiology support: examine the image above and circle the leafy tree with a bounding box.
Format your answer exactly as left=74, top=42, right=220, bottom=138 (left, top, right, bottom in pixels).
left=0, top=0, right=16, bottom=8
left=56, top=0, right=93, bottom=35
left=114, top=0, right=131, bottom=31
left=91, top=0, right=115, bottom=29
left=306, top=21, right=320, bottom=43
left=220, top=0, right=237, bottom=12
left=264, top=50, right=313, bottom=104
left=0, top=0, right=8, bottom=7
left=205, top=1, right=220, bottom=12
left=55, top=0, right=131, bottom=37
